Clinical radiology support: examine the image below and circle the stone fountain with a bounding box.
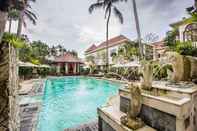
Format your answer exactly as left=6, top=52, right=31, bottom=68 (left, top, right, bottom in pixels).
left=98, top=52, right=197, bottom=131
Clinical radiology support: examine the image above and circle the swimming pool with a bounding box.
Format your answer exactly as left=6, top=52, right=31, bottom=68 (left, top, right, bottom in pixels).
left=37, top=77, right=122, bottom=131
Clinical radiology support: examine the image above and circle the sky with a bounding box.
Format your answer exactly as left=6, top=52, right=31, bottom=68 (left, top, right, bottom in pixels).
left=6, top=0, right=193, bottom=58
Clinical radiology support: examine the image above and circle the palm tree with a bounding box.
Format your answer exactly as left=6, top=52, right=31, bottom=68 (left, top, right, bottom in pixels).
left=89, top=0, right=126, bottom=72
left=0, top=0, right=11, bottom=42
left=17, top=0, right=37, bottom=36
left=187, top=0, right=197, bottom=13
left=8, top=9, right=19, bottom=33
left=131, top=0, right=143, bottom=59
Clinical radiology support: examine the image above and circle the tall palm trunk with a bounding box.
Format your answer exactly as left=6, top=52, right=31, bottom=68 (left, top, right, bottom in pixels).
left=0, top=10, right=8, bottom=42
left=0, top=43, right=9, bottom=131
left=8, top=18, right=12, bottom=33
left=17, top=11, right=24, bottom=36
left=132, top=0, right=143, bottom=59
left=106, top=7, right=111, bottom=72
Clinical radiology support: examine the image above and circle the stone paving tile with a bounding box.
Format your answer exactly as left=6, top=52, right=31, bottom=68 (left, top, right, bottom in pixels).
left=65, top=121, right=98, bottom=131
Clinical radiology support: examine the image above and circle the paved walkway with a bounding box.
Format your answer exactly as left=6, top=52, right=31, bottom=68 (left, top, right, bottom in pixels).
left=64, top=121, right=98, bottom=131
left=20, top=103, right=41, bottom=131
left=19, top=79, right=45, bottom=131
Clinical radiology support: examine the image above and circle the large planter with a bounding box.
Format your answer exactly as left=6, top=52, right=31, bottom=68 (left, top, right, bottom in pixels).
left=141, top=62, right=153, bottom=90
left=167, top=52, right=191, bottom=82
left=187, top=56, right=197, bottom=79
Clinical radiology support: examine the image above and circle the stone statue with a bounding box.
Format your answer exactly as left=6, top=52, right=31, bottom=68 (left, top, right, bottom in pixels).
left=141, top=62, right=153, bottom=90
left=120, top=84, right=144, bottom=129
left=167, top=52, right=191, bottom=82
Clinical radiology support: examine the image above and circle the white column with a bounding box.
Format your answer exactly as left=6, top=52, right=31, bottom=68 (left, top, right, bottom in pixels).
left=57, top=63, right=61, bottom=73
left=74, top=63, right=77, bottom=74
left=77, top=63, right=80, bottom=73
left=65, top=63, right=68, bottom=74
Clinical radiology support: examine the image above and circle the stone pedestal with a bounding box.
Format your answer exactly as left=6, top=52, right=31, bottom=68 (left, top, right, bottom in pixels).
left=120, top=81, right=197, bottom=131
left=98, top=105, right=156, bottom=131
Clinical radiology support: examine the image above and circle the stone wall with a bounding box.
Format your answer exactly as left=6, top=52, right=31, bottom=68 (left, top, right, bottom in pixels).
left=98, top=117, right=116, bottom=131
left=9, top=46, right=19, bottom=131
left=0, top=44, right=19, bottom=131
left=120, top=96, right=176, bottom=131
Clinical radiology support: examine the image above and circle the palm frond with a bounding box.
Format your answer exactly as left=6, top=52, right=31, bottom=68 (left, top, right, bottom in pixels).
left=8, top=9, right=20, bottom=20
left=89, top=2, right=104, bottom=13
left=24, top=10, right=37, bottom=25
left=111, top=0, right=127, bottom=3
left=113, top=6, right=123, bottom=24
left=25, top=9, right=37, bottom=19
left=186, top=6, right=194, bottom=12
left=104, top=3, right=111, bottom=19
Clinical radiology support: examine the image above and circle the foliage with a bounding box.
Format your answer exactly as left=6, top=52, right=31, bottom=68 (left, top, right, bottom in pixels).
left=50, top=45, right=78, bottom=57
left=18, top=40, right=49, bottom=64
left=185, top=1, right=197, bottom=23
left=164, top=28, right=179, bottom=47
left=89, top=0, right=126, bottom=24
left=30, top=58, right=40, bottom=65
left=19, top=67, right=33, bottom=79
left=174, top=41, right=197, bottom=57
left=2, top=33, right=25, bottom=48
left=38, top=68, right=50, bottom=77
left=30, top=40, right=49, bottom=63
left=85, top=55, right=95, bottom=63
left=117, top=41, right=139, bottom=61
left=143, top=33, right=159, bottom=44
left=89, top=63, right=96, bottom=74
left=80, top=67, right=90, bottom=75
left=153, top=64, right=173, bottom=80
left=8, top=9, right=19, bottom=20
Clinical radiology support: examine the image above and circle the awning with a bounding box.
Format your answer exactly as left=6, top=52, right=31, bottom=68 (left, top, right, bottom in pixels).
left=38, top=64, right=50, bottom=68
left=18, top=61, right=39, bottom=67
left=112, top=61, right=141, bottom=68
left=18, top=61, right=50, bottom=68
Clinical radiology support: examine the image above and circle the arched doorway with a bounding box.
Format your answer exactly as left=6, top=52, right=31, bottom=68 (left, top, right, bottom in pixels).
left=183, top=23, right=197, bottom=42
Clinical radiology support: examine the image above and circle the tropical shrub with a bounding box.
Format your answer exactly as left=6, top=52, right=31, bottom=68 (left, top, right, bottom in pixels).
left=153, top=64, right=173, bottom=80
left=2, top=33, right=25, bottom=48
left=174, top=41, right=197, bottom=57
left=80, top=67, right=90, bottom=75
left=19, top=67, right=33, bottom=80
left=38, top=68, right=50, bottom=77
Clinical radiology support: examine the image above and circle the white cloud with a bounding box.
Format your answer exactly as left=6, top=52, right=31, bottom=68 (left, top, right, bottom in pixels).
left=7, top=0, right=193, bottom=57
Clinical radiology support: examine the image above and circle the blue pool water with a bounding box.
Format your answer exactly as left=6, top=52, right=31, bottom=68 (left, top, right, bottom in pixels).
left=37, top=77, right=121, bottom=131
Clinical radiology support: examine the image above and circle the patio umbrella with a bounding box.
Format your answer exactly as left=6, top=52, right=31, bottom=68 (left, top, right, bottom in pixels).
left=38, top=64, right=50, bottom=68
left=18, top=61, right=39, bottom=67
left=112, top=61, right=141, bottom=68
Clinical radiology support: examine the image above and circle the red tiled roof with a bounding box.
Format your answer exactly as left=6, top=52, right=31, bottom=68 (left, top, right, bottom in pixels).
left=85, top=35, right=130, bottom=54
left=151, top=41, right=165, bottom=48
left=53, top=53, right=82, bottom=63
left=85, top=44, right=97, bottom=52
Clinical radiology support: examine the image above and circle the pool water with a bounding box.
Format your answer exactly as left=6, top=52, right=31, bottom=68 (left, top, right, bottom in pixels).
left=37, top=77, right=121, bottom=131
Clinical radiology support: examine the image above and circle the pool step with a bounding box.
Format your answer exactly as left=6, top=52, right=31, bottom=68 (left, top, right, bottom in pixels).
left=64, top=121, right=98, bottom=131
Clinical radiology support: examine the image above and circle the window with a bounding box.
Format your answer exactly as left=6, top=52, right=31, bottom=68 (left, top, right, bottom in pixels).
left=183, top=23, right=197, bottom=42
